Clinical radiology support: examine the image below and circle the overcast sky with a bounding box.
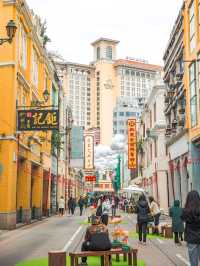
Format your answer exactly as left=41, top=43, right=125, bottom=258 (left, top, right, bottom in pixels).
left=26, top=0, right=183, bottom=66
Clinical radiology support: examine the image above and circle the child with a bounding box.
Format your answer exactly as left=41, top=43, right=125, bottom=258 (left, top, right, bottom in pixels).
left=169, top=200, right=184, bottom=245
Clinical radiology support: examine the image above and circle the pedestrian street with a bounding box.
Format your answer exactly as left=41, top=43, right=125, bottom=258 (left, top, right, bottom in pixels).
left=0, top=210, right=190, bottom=266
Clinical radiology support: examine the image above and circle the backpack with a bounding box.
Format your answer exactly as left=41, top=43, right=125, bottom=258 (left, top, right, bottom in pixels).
left=137, top=204, right=149, bottom=223
left=96, top=205, right=102, bottom=216
left=90, top=232, right=111, bottom=251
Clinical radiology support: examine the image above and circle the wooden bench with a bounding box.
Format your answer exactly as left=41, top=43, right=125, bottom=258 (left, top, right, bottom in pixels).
left=69, top=248, right=138, bottom=266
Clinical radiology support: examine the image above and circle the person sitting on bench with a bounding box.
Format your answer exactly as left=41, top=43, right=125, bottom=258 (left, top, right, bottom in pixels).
left=80, top=216, right=111, bottom=266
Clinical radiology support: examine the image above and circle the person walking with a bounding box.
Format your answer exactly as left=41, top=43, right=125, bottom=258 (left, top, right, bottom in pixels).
left=58, top=196, right=65, bottom=216
left=149, top=196, right=161, bottom=235
left=68, top=196, right=73, bottom=215
left=111, top=196, right=116, bottom=217
left=169, top=200, right=184, bottom=245
left=78, top=196, right=85, bottom=216
left=101, top=196, right=111, bottom=226
left=136, top=194, right=150, bottom=245
left=181, top=191, right=200, bottom=266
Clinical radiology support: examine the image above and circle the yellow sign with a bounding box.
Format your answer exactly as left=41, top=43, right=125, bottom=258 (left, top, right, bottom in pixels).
left=84, top=135, right=94, bottom=170
left=128, top=119, right=137, bottom=169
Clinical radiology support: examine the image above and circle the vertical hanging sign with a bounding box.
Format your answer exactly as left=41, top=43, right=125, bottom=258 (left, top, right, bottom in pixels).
left=84, top=135, right=94, bottom=171
left=128, top=119, right=137, bottom=169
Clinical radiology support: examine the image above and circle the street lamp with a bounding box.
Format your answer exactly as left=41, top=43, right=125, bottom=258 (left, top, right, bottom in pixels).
left=0, top=20, right=17, bottom=45
left=43, top=88, right=50, bottom=103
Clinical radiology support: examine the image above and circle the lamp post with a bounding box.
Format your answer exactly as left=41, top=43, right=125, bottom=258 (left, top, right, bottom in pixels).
left=0, top=20, right=17, bottom=45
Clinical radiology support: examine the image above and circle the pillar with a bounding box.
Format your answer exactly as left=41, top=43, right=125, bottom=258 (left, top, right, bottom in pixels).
left=31, top=165, right=43, bottom=219
left=0, top=140, right=17, bottom=229
left=16, top=159, right=31, bottom=223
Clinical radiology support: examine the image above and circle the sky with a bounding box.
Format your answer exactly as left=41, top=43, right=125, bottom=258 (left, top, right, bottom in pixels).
left=26, top=0, right=183, bottom=66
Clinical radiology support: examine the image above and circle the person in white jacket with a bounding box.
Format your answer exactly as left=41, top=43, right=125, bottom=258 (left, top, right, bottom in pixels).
left=58, top=196, right=65, bottom=216
left=101, top=196, right=111, bottom=225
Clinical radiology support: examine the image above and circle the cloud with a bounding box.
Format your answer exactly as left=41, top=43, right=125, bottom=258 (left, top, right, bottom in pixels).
left=26, top=0, right=183, bottom=65
left=94, top=134, right=127, bottom=170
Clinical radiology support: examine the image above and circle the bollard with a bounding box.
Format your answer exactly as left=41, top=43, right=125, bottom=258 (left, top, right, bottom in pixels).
left=48, top=251, right=66, bottom=266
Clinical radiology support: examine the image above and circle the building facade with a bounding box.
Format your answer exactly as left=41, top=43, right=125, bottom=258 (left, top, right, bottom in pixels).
left=0, top=0, right=70, bottom=229
left=58, top=38, right=162, bottom=146
left=0, top=0, right=54, bottom=229
left=184, top=0, right=200, bottom=194
left=113, top=97, right=140, bottom=136
left=163, top=4, right=190, bottom=207
left=56, top=62, right=95, bottom=129
left=137, top=84, right=168, bottom=212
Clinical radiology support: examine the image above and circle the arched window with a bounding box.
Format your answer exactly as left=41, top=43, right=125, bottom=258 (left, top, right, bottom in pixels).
left=97, top=47, right=100, bottom=60
left=106, top=46, right=112, bottom=59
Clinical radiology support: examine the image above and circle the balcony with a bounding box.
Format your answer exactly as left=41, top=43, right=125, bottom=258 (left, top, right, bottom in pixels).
left=178, top=117, right=185, bottom=127
left=165, top=125, right=172, bottom=137
left=146, top=128, right=158, bottom=139
left=178, top=107, right=185, bottom=115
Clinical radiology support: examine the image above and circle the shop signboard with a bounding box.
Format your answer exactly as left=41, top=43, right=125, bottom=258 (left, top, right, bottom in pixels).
left=85, top=175, right=96, bottom=182
left=84, top=135, right=94, bottom=171
left=17, top=109, right=59, bottom=131
left=128, top=119, right=137, bottom=169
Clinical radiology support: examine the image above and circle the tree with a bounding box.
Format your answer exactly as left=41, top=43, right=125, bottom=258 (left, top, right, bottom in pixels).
left=51, top=131, right=64, bottom=156
left=40, top=20, right=51, bottom=48
left=114, top=156, right=121, bottom=192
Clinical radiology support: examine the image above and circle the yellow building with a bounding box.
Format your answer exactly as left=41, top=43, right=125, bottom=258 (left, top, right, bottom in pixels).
left=184, top=0, right=200, bottom=193
left=0, top=0, right=55, bottom=229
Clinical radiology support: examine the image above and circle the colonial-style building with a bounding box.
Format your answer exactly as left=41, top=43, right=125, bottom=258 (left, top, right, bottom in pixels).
left=163, top=4, right=189, bottom=207
left=137, top=82, right=168, bottom=212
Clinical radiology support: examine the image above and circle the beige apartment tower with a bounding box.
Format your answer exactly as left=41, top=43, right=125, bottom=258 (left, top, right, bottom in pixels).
left=57, top=38, right=162, bottom=146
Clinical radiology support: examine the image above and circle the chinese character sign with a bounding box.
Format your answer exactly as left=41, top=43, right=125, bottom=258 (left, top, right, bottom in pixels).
left=84, top=135, right=94, bottom=171
left=128, top=119, right=137, bottom=169
left=17, top=110, right=59, bottom=131
left=85, top=176, right=96, bottom=182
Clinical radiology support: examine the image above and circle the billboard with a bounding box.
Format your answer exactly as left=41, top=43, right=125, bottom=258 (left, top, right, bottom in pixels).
left=128, top=119, right=137, bottom=169
left=84, top=135, right=94, bottom=171
left=17, top=109, right=59, bottom=131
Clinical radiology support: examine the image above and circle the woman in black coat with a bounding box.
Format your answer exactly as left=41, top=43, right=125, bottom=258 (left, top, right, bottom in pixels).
left=181, top=190, right=200, bottom=266
left=135, top=194, right=150, bottom=245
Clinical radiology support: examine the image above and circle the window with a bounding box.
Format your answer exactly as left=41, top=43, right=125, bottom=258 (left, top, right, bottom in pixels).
left=119, top=112, right=124, bottom=116
left=106, top=46, right=112, bottom=59
left=97, top=47, right=100, bottom=60
left=32, top=49, right=38, bottom=88
left=189, top=1, right=195, bottom=52
left=189, top=62, right=197, bottom=127
left=199, top=0, right=200, bottom=27
left=154, top=139, right=157, bottom=158
left=154, top=102, right=156, bottom=122
left=150, top=110, right=152, bottom=128
left=198, top=54, right=200, bottom=106
left=20, top=25, right=27, bottom=69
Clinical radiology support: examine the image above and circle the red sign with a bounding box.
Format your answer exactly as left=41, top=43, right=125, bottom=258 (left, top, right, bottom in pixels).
left=85, top=175, right=96, bottom=182
left=128, top=119, right=137, bottom=169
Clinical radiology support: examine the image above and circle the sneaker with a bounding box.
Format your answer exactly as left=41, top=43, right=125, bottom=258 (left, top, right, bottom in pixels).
left=142, top=242, right=147, bottom=246
left=78, top=263, right=88, bottom=266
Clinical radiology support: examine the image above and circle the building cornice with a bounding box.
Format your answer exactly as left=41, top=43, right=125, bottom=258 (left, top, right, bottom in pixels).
left=3, top=0, right=16, bottom=6
left=166, top=128, right=188, bottom=147
left=0, top=61, right=16, bottom=67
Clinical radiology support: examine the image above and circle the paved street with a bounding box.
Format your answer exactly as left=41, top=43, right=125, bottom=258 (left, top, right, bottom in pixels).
left=0, top=210, right=190, bottom=266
